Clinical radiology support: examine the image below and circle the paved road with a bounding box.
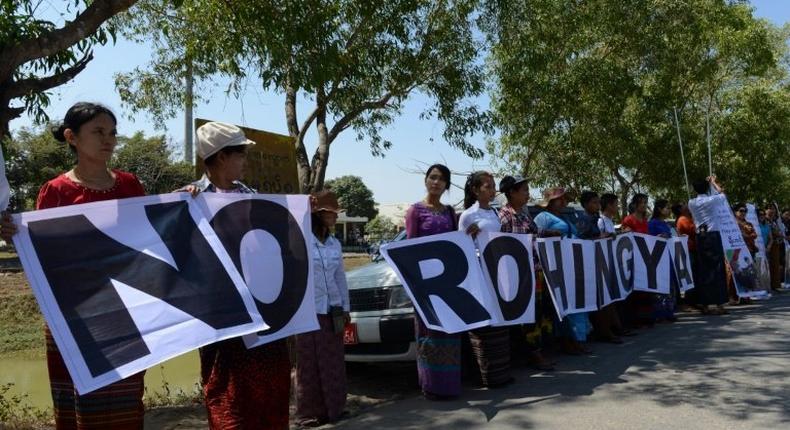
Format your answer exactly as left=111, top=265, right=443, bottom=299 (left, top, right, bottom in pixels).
left=333, top=294, right=790, bottom=430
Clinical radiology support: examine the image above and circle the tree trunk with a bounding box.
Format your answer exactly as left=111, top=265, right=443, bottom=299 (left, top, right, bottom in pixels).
left=284, top=81, right=312, bottom=193
left=308, top=87, right=330, bottom=193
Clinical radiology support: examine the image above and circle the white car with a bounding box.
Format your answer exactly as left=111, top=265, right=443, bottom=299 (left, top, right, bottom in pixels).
left=343, top=232, right=417, bottom=362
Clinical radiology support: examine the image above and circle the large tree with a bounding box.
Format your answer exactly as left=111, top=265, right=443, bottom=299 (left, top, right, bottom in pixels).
left=0, top=0, right=138, bottom=141
left=482, top=0, right=788, bottom=208
left=324, top=175, right=377, bottom=219
left=115, top=0, right=488, bottom=193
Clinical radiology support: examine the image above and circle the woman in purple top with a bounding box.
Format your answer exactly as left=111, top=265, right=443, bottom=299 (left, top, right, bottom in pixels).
left=404, top=164, right=461, bottom=400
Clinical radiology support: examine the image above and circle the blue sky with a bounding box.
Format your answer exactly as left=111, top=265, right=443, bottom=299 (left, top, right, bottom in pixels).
left=9, top=1, right=789, bottom=205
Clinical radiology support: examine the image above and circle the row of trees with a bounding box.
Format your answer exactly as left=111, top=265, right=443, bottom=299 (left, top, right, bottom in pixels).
left=482, top=0, right=790, bottom=207
left=2, top=0, right=789, bottom=207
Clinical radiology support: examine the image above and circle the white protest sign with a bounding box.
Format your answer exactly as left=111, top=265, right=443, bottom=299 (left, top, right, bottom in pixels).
left=668, top=236, right=695, bottom=293
left=631, top=233, right=672, bottom=295
left=382, top=232, right=691, bottom=333
left=13, top=192, right=316, bottom=394
left=380, top=231, right=493, bottom=334
left=477, top=232, right=536, bottom=325
left=689, top=193, right=765, bottom=298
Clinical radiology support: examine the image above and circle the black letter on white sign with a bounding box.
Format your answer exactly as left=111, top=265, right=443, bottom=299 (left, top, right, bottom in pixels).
left=210, top=199, right=309, bottom=336
left=28, top=201, right=252, bottom=377
left=386, top=240, right=490, bottom=326
left=481, top=236, right=533, bottom=321
left=634, top=236, right=667, bottom=291
left=537, top=240, right=568, bottom=312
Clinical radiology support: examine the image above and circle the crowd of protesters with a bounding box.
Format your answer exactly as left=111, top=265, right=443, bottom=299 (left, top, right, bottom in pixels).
left=0, top=102, right=788, bottom=429
left=405, top=164, right=789, bottom=402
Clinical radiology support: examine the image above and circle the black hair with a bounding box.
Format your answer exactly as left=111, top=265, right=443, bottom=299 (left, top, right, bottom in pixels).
left=732, top=202, right=747, bottom=213
left=463, top=171, right=493, bottom=209
left=503, top=179, right=528, bottom=201
left=204, top=144, right=248, bottom=167
left=652, top=199, right=668, bottom=219
left=692, top=178, right=709, bottom=195
left=580, top=191, right=599, bottom=208
left=51, top=102, right=117, bottom=148
left=312, top=212, right=330, bottom=238
left=671, top=203, right=684, bottom=218
left=629, top=193, right=648, bottom=214
left=424, top=163, right=451, bottom=190
left=600, top=193, right=618, bottom=211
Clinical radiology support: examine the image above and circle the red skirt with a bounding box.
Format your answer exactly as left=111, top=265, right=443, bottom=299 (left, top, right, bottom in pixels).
left=45, top=328, right=145, bottom=430
left=200, top=337, right=291, bottom=430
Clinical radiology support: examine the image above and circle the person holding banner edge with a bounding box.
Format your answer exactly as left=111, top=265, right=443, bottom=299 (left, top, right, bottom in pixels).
left=295, top=189, right=350, bottom=427
left=459, top=171, right=515, bottom=388
left=181, top=121, right=291, bottom=430
left=578, top=191, right=624, bottom=344
left=533, top=187, right=593, bottom=355
left=498, top=175, right=556, bottom=371
left=404, top=163, right=463, bottom=400
left=648, top=199, right=678, bottom=323
left=622, top=194, right=657, bottom=328
left=0, top=102, right=147, bottom=430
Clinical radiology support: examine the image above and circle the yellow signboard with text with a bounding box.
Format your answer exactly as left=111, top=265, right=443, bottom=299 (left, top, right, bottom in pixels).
left=195, top=119, right=300, bottom=194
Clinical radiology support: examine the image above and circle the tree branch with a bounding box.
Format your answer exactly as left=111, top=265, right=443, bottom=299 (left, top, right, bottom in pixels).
left=4, top=52, right=93, bottom=100
left=0, top=0, right=137, bottom=78
left=327, top=92, right=395, bottom=142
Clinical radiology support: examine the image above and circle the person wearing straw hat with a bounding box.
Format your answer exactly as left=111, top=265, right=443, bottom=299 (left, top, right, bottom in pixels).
left=182, top=121, right=292, bottom=430
left=533, top=187, right=593, bottom=355
left=295, top=189, right=350, bottom=427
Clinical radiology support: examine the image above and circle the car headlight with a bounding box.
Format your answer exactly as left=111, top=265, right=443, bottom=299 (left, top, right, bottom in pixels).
left=388, top=285, right=413, bottom=309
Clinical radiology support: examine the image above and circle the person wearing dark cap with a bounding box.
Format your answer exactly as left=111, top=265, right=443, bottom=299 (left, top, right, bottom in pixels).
left=182, top=121, right=291, bottom=430
left=533, top=187, right=593, bottom=355
left=295, top=190, right=349, bottom=426
left=498, top=176, right=555, bottom=370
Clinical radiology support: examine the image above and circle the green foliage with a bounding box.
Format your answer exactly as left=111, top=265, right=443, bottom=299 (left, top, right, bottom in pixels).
left=0, top=276, right=44, bottom=355
left=112, top=132, right=196, bottom=194
left=483, top=0, right=790, bottom=205
left=2, top=127, right=73, bottom=211
left=325, top=175, right=378, bottom=219
left=0, top=383, right=51, bottom=429
left=115, top=0, right=488, bottom=191
left=0, top=1, right=129, bottom=133
left=365, top=215, right=397, bottom=242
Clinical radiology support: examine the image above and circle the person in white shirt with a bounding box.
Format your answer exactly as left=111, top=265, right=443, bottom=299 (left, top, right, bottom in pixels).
left=458, top=171, right=501, bottom=239
left=295, top=190, right=350, bottom=426
left=598, top=193, right=618, bottom=237
left=458, top=171, right=514, bottom=388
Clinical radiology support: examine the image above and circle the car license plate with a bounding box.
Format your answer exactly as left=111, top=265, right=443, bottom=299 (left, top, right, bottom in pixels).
left=343, top=323, right=358, bottom=345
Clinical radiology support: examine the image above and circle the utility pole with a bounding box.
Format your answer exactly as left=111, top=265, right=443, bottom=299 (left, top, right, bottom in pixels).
left=184, top=60, right=194, bottom=164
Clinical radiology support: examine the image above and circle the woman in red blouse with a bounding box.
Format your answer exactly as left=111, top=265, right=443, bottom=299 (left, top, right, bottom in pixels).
left=2, top=102, right=146, bottom=429
left=621, top=193, right=655, bottom=328
left=621, top=193, right=649, bottom=234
